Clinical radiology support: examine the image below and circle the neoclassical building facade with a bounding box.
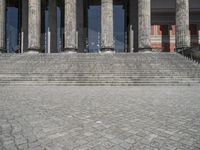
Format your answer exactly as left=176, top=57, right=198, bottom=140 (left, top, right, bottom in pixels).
left=0, top=0, right=200, bottom=53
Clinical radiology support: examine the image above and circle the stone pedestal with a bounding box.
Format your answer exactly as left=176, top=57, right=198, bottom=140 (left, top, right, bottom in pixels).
left=27, top=0, right=41, bottom=52
left=138, top=0, right=151, bottom=51
left=101, top=0, right=114, bottom=52
left=64, top=0, right=77, bottom=52
left=176, top=0, right=190, bottom=50
left=49, top=0, right=57, bottom=53
left=0, top=0, right=5, bottom=53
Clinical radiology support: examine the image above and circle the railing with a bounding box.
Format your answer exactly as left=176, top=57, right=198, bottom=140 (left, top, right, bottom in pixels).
left=177, top=46, right=200, bottom=64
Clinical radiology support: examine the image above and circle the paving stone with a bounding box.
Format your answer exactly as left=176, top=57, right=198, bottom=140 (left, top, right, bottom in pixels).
left=15, top=137, right=27, bottom=146
left=125, top=136, right=136, bottom=144
left=119, top=141, right=132, bottom=149
left=0, top=86, right=200, bottom=150
left=109, top=145, right=124, bottom=150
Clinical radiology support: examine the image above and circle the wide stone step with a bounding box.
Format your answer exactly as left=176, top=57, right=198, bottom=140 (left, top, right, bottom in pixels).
left=0, top=69, right=200, bottom=72
left=0, top=52, right=199, bottom=86
left=0, top=74, right=199, bottom=78
left=0, top=80, right=199, bottom=86
left=0, top=78, right=199, bottom=82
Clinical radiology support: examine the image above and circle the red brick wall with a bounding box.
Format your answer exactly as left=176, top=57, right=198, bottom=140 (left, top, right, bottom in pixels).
left=151, top=24, right=199, bottom=52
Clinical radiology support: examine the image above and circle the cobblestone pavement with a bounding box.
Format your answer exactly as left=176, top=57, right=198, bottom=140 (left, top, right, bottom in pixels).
left=0, top=86, right=200, bottom=150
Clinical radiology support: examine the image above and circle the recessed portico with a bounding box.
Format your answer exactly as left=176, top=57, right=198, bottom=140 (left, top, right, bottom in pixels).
left=0, top=0, right=200, bottom=53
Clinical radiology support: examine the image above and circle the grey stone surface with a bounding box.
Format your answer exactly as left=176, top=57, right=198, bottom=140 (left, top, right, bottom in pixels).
left=64, top=0, right=77, bottom=52
left=138, top=0, right=151, bottom=50
left=0, top=53, right=200, bottom=86
left=101, top=0, right=114, bottom=51
left=0, top=86, right=200, bottom=150
left=28, top=0, right=41, bottom=51
left=176, top=0, right=190, bottom=49
left=0, top=0, right=5, bottom=52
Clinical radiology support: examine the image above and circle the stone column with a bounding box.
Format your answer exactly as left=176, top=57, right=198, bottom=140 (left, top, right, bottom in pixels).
left=64, top=0, right=77, bottom=52
left=49, top=0, right=57, bottom=53
left=176, top=0, right=190, bottom=50
left=101, top=0, right=114, bottom=52
left=27, top=0, right=41, bottom=52
left=138, top=0, right=151, bottom=51
left=0, top=0, right=6, bottom=53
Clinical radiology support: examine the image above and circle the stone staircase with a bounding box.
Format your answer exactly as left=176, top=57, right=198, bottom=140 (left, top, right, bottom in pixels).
left=0, top=52, right=200, bottom=86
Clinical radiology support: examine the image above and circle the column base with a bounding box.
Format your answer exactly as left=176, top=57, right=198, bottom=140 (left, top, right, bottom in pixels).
left=138, top=47, right=152, bottom=53
left=24, top=48, right=40, bottom=54
left=0, top=48, right=7, bottom=53
left=176, top=47, right=191, bottom=54
left=101, top=47, right=115, bottom=53
left=63, top=48, right=77, bottom=53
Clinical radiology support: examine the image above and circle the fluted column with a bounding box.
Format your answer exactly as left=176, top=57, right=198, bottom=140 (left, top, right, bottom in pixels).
left=0, top=0, right=6, bottom=53
left=101, top=0, right=114, bottom=52
left=64, top=0, right=77, bottom=52
left=138, top=0, right=151, bottom=51
left=176, top=0, right=190, bottom=50
left=49, top=0, right=57, bottom=53
left=27, top=0, right=41, bottom=52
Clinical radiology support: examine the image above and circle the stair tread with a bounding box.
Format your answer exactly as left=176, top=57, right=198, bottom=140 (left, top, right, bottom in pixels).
left=0, top=52, right=199, bottom=86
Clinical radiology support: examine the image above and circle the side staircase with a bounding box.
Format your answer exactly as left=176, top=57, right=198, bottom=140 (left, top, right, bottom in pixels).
left=0, top=52, right=200, bottom=86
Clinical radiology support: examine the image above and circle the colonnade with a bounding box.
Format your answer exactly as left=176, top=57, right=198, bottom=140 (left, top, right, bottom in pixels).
left=0, top=0, right=190, bottom=53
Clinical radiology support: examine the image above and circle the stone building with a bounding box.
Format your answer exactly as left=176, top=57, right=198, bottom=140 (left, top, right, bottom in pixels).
left=0, top=0, right=200, bottom=53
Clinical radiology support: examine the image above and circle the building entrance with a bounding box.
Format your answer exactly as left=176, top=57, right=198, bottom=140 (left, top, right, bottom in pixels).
left=86, top=0, right=127, bottom=53
left=41, top=0, right=64, bottom=53
left=6, top=0, right=20, bottom=53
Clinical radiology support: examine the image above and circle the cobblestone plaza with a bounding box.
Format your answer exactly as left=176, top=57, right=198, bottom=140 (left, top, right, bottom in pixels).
left=0, top=86, right=200, bottom=150
left=0, top=0, right=200, bottom=150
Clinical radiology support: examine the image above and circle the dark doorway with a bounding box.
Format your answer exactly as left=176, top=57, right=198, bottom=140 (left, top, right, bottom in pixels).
left=41, top=0, right=64, bottom=53
left=6, top=0, right=20, bottom=53
left=87, top=0, right=127, bottom=53
left=113, top=3, right=127, bottom=52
